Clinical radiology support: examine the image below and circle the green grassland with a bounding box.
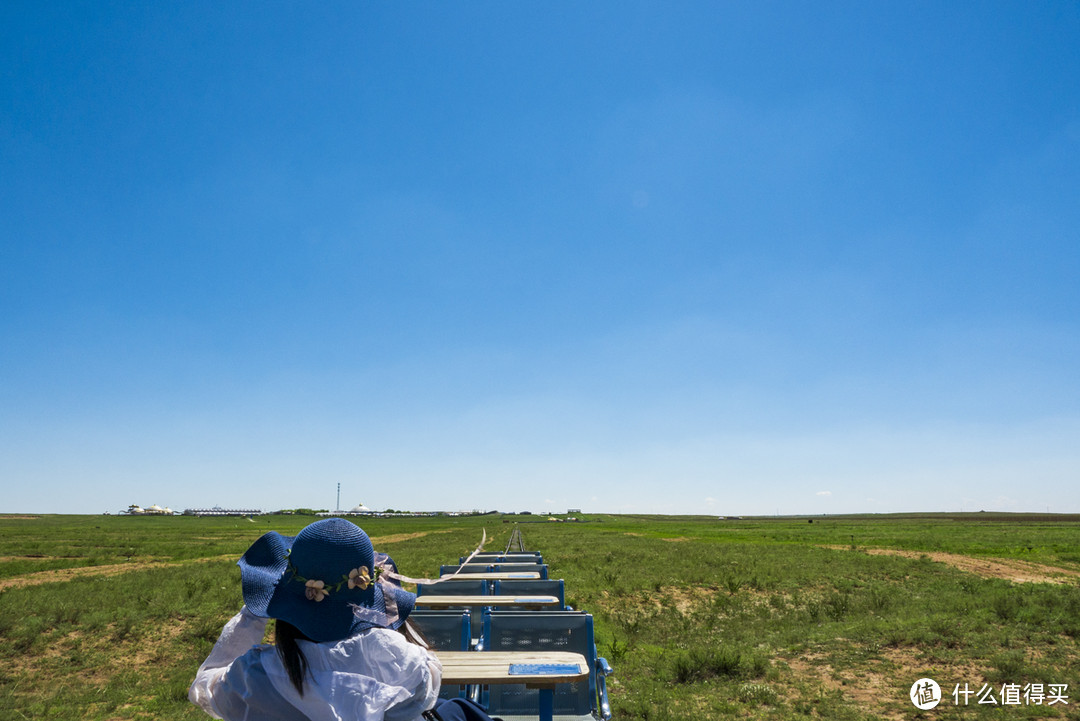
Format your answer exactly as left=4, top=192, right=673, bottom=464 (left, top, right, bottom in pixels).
left=2, top=513, right=1079, bottom=720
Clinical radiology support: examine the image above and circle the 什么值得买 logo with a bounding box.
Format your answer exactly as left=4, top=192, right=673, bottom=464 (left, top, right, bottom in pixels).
left=910, top=678, right=941, bottom=710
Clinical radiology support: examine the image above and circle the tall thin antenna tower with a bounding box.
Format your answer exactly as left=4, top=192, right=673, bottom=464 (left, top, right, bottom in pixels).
left=336, top=483, right=341, bottom=513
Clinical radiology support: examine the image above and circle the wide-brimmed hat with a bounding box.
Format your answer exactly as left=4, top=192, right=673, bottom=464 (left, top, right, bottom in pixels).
left=238, top=518, right=416, bottom=642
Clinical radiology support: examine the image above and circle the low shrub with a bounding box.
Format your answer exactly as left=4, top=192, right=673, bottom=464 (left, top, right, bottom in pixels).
left=668, top=646, right=768, bottom=683
left=737, top=682, right=780, bottom=705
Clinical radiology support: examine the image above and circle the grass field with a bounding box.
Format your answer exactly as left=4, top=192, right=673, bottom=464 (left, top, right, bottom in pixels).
left=2, top=512, right=1079, bottom=720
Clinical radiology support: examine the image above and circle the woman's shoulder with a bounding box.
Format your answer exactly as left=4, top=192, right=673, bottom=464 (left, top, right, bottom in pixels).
left=349, top=627, right=424, bottom=655
left=305, top=627, right=430, bottom=669
left=224, top=642, right=277, bottom=676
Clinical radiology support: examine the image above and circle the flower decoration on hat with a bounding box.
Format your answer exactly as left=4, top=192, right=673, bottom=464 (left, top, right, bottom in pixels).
left=305, top=579, right=328, bottom=602
left=348, top=566, right=372, bottom=590
left=286, top=553, right=382, bottom=602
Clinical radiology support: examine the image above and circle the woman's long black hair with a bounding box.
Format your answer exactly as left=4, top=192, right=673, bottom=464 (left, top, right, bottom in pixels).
left=275, top=618, right=430, bottom=696
left=275, top=620, right=312, bottom=696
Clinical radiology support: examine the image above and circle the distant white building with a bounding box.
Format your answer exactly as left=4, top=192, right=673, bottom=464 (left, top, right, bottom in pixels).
left=183, top=506, right=262, bottom=517
left=124, top=504, right=174, bottom=515
left=319, top=503, right=374, bottom=517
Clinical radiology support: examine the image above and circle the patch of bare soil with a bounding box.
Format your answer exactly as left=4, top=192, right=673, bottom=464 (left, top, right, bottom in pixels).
left=597, top=583, right=797, bottom=622
left=782, top=647, right=1000, bottom=720
left=26, top=622, right=191, bottom=690
left=823, top=546, right=1080, bottom=584
left=783, top=649, right=917, bottom=720
left=1, top=528, right=463, bottom=591
left=0, top=529, right=459, bottom=590
left=621, top=533, right=690, bottom=542
left=0, top=515, right=40, bottom=520
left=664, top=585, right=718, bottom=614
left=369, top=529, right=455, bottom=545
left=0, top=554, right=236, bottom=591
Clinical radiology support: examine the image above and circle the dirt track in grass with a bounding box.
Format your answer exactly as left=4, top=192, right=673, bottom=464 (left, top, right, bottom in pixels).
left=825, top=546, right=1080, bottom=584
left=0, top=529, right=456, bottom=591
left=0, top=555, right=236, bottom=591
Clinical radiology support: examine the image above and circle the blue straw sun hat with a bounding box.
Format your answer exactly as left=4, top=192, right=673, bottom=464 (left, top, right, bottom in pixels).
left=238, top=518, right=416, bottom=642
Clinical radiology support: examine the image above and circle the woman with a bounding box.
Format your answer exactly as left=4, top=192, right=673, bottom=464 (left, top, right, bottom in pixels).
left=190, top=518, right=469, bottom=721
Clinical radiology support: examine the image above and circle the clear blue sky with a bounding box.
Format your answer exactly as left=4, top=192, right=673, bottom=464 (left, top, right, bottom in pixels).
left=3, top=2, right=1078, bottom=515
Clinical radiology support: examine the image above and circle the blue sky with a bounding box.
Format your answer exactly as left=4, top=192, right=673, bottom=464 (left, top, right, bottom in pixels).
left=3, top=2, right=1079, bottom=515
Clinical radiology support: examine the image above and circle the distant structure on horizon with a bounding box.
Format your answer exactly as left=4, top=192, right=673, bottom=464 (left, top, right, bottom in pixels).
left=318, top=502, right=374, bottom=517
left=316, top=503, right=471, bottom=518
left=123, top=504, right=174, bottom=515
left=183, top=506, right=263, bottom=517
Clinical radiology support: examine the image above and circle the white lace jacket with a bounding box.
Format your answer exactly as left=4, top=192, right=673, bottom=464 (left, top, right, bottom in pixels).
left=189, top=607, right=442, bottom=721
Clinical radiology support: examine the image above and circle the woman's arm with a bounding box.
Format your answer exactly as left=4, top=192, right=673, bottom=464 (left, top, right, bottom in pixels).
left=381, top=641, right=443, bottom=721
left=188, top=607, right=269, bottom=718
